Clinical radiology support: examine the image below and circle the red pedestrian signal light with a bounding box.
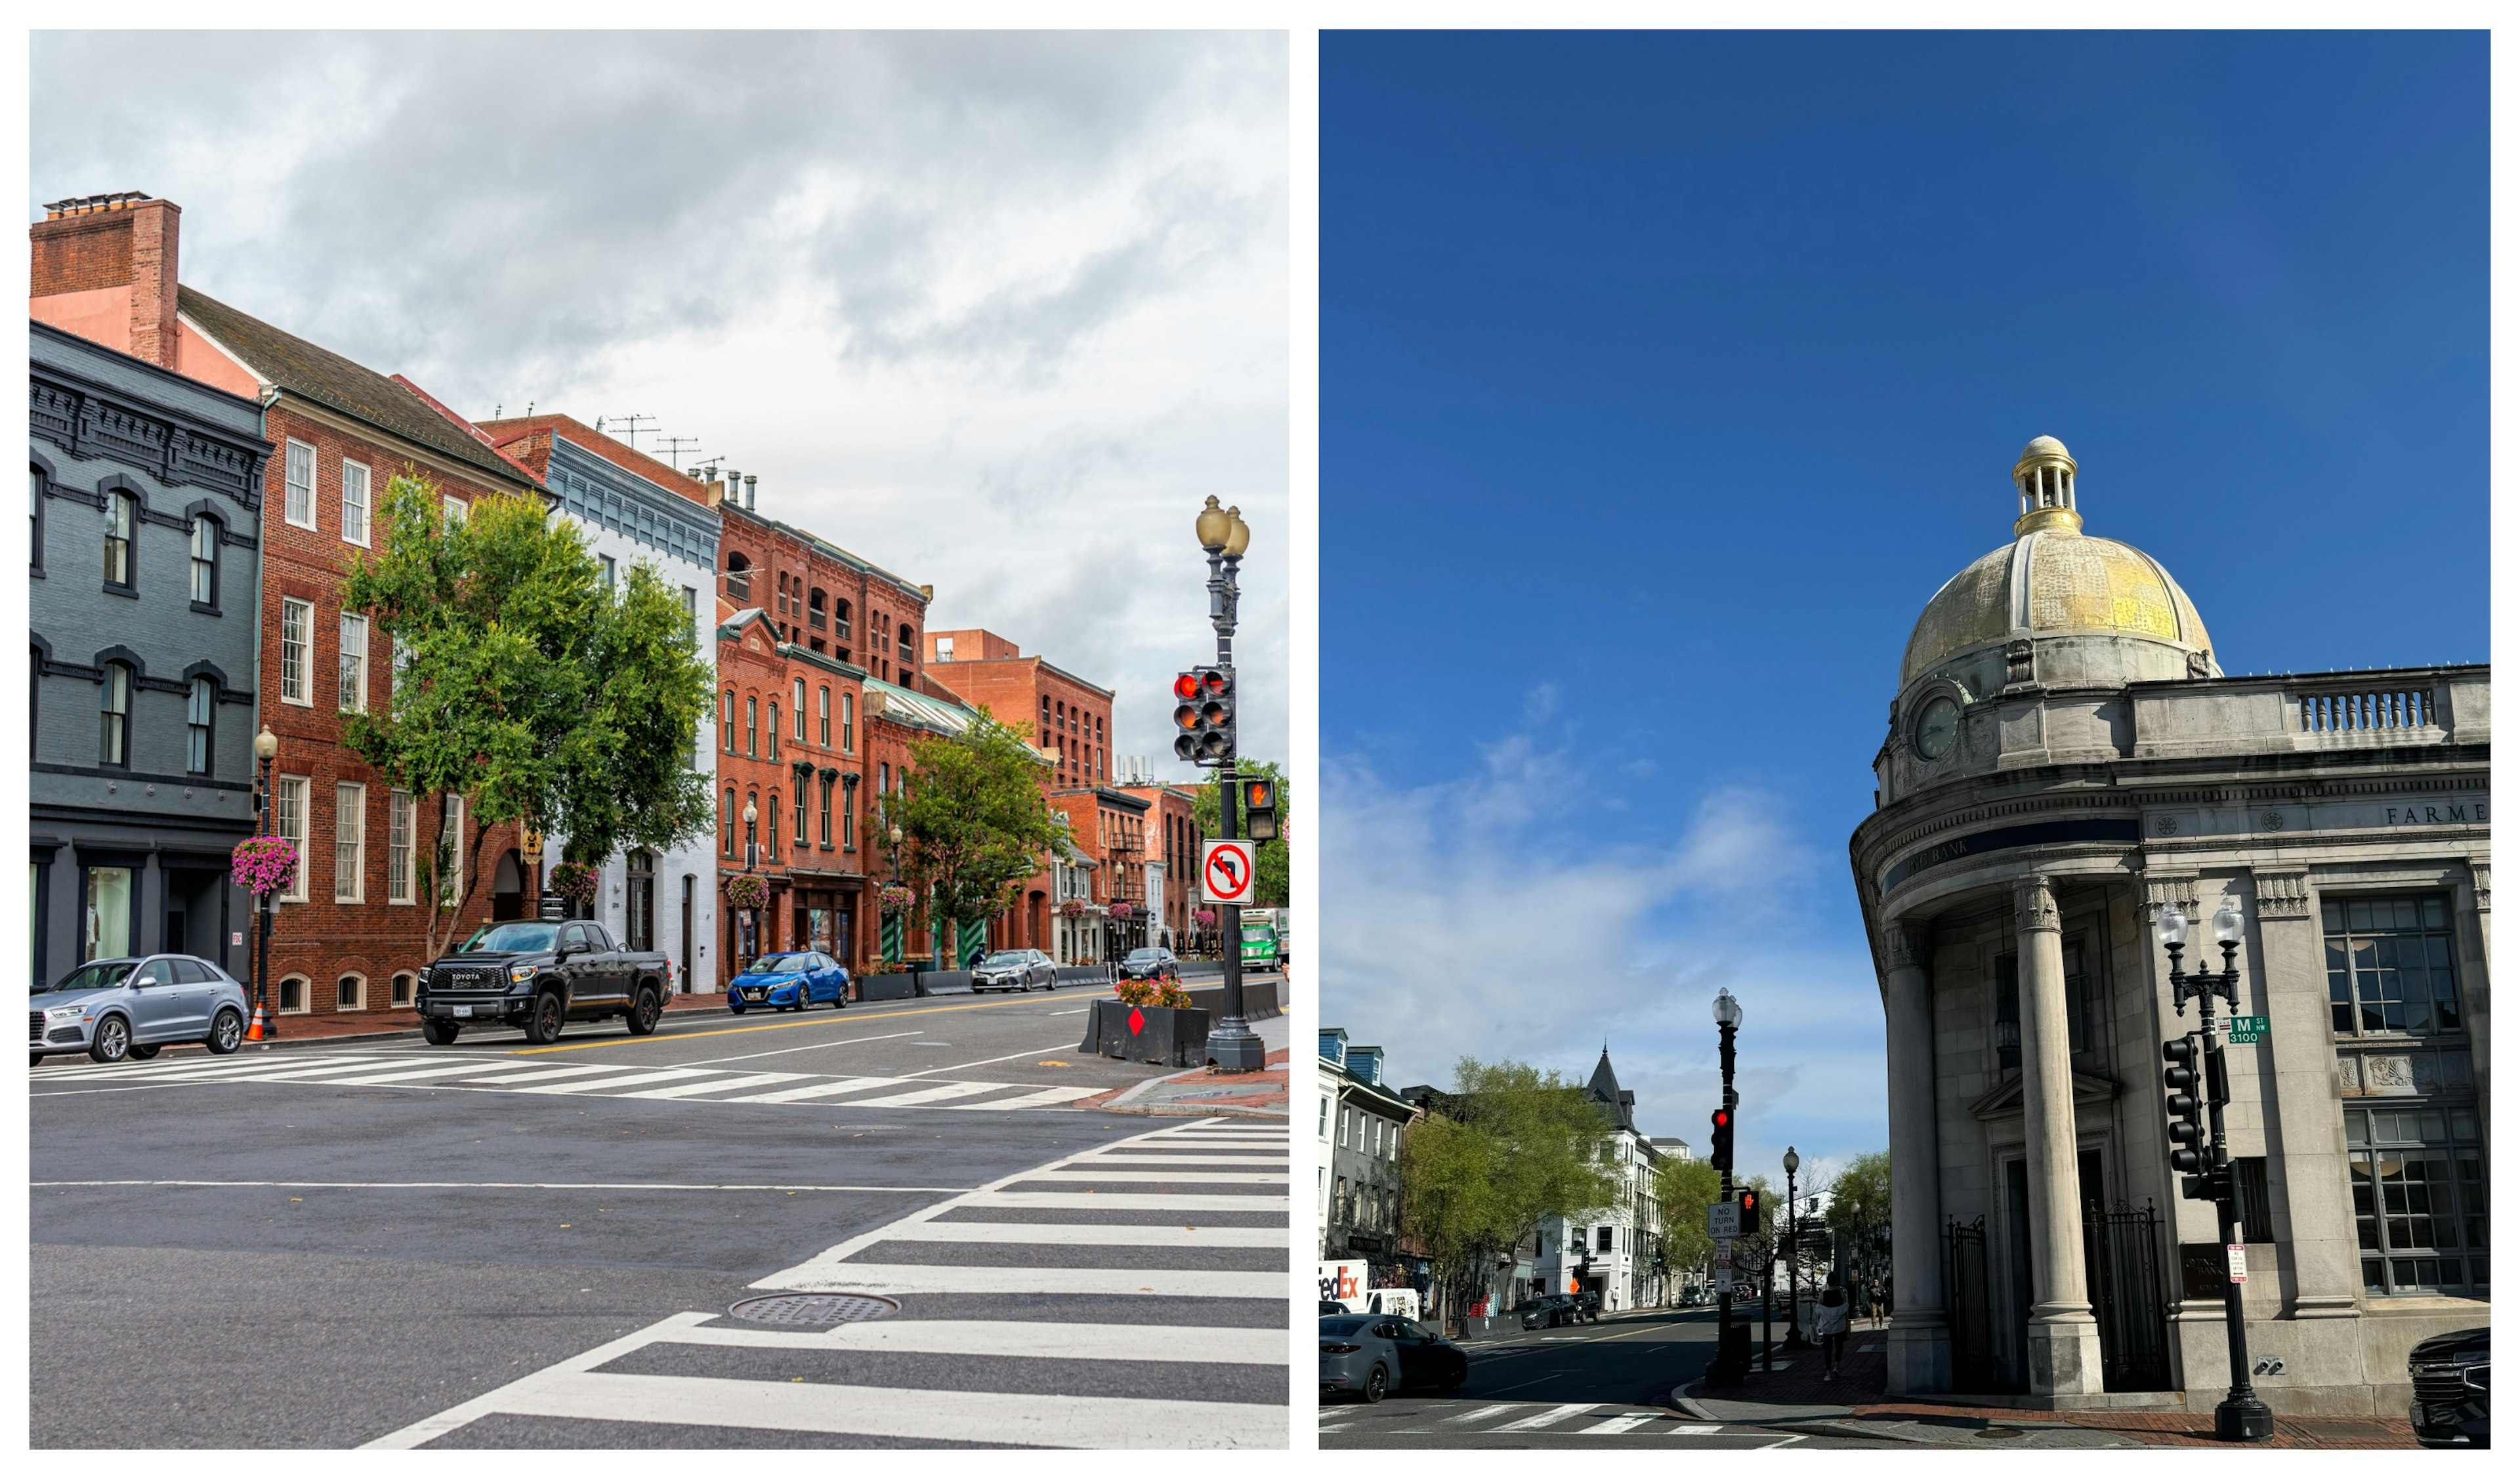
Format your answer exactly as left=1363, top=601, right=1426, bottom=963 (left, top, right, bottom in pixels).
left=1242, top=778, right=1279, bottom=841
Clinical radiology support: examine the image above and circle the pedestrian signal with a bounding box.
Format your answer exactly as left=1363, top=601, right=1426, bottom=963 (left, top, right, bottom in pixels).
left=1242, top=777, right=1278, bottom=841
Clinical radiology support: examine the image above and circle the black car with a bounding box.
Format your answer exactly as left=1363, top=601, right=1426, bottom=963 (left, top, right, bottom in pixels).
left=1330, top=1314, right=1467, bottom=1395
left=415, top=919, right=673, bottom=1045
left=1117, top=946, right=1179, bottom=981
left=1513, top=1294, right=1576, bottom=1330
left=2409, top=1325, right=2488, bottom=1448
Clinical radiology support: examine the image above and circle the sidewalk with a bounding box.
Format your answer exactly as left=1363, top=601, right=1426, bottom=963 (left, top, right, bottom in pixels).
left=1083, top=1012, right=1292, bottom=1118
left=1674, top=1317, right=2419, bottom=1449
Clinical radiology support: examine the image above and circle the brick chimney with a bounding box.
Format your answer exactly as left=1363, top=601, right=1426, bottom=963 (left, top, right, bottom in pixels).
left=30, top=191, right=182, bottom=369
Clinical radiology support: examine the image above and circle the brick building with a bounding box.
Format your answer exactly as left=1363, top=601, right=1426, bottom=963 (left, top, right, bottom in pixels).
left=1114, top=779, right=1202, bottom=953
left=30, top=192, right=545, bottom=1024
left=1047, top=785, right=1152, bottom=963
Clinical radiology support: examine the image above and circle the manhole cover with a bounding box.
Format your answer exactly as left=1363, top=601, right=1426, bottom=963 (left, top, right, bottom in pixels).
left=1973, top=1427, right=2028, bottom=1441
left=727, top=1293, right=899, bottom=1326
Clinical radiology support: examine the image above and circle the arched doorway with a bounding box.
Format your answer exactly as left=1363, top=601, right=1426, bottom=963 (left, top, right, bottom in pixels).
left=491, top=850, right=524, bottom=921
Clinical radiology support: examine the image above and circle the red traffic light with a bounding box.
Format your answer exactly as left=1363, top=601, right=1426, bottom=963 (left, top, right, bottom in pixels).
left=1173, top=673, right=1200, bottom=701
left=1712, top=1108, right=1731, bottom=1130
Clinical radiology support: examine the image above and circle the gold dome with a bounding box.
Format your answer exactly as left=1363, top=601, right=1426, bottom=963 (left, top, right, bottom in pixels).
left=1900, top=440, right=2214, bottom=687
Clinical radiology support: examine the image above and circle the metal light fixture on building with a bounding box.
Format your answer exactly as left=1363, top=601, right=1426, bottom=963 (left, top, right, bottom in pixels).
left=2154, top=904, right=2189, bottom=948
left=2213, top=900, right=2246, bottom=945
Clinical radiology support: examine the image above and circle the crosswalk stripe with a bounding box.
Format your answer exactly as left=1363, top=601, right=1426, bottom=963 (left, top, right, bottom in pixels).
left=299, top=1062, right=535, bottom=1087
left=1017, top=1170, right=1282, bottom=1184
left=417, top=1368, right=1286, bottom=1449
left=1446, top=1403, right=1522, bottom=1423
left=614, top=1072, right=809, bottom=1100
left=719, top=1076, right=911, bottom=1104
left=840, top=1081, right=1015, bottom=1107
left=42, top=1054, right=376, bottom=1083
left=734, top=1262, right=1286, bottom=1298
left=963, top=1191, right=1288, bottom=1211
left=1493, top=1403, right=1597, bottom=1431
left=1668, top=1424, right=1726, bottom=1435
left=1075, top=1151, right=1286, bottom=1163
left=1580, top=1414, right=1659, bottom=1434
left=658, top=1318, right=1284, bottom=1364
left=874, top=1220, right=1284, bottom=1247
left=458, top=1062, right=651, bottom=1085
left=948, top=1086, right=1095, bottom=1110
left=513, top=1068, right=718, bottom=1094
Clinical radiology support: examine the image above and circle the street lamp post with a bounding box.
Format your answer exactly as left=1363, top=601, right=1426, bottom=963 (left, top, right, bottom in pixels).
left=1708, top=987, right=1750, bottom=1386
left=251, top=727, right=279, bottom=1041
left=1784, top=1146, right=1805, bottom=1348
left=2159, top=901, right=2276, bottom=1444
left=1194, top=496, right=1264, bottom=1073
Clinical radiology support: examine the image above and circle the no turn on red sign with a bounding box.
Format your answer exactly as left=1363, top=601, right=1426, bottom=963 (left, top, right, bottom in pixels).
left=1200, top=839, right=1257, bottom=905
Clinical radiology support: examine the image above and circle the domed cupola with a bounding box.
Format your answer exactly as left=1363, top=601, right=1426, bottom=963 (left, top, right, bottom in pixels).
left=1899, top=437, right=2217, bottom=698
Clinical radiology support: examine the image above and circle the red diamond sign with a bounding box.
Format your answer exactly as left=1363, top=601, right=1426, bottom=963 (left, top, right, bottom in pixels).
left=1127, top=1006, right=1146, bottom=1035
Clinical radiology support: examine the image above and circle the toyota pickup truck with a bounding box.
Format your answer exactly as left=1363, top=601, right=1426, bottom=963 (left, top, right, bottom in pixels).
left=413, top=919, right=673, bottom=1045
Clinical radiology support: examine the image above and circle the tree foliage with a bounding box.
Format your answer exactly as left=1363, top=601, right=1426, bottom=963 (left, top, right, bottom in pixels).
left=891, top=710, right=1068, bottom=963
left=1655, top=1156, right=1723, bottom=1280
left=1824, top=1149, right=1894, bottom=1283
left=1397, top=1058, right=1620, bottom=1331
left=339, top=474, right=711, bottom=961
left=1193, top=759, right=1288, bottom=907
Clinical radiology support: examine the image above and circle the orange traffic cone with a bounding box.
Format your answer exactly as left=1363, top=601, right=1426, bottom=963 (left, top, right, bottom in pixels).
left=245, top=1004, right=267, bottom=1043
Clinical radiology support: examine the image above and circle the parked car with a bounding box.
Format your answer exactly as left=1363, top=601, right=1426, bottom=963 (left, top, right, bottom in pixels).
left=1573, top=1290, right=1603, bottom=1323
left=2409, top=1325, right=2488, bottom=1448
left=415, top=919, right=674, bottom=1045
left=1320, top=1314, right=1466, bottom=1402
left=1513, top=1295, right=1577, bottom=1330
left=1117, top=946, right=1180, bottom=981
left=30, top=954, right=251, bottom=1066
left=970, top=949, right=1057, bottom=993
left=728, top=951, right=850, bottom=1013
left=1319, top=1300, right=1351, bottom=1317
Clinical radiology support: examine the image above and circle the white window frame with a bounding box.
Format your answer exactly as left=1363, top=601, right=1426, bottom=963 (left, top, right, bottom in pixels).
left=280, top=597, right=313, bottom=706
left=442, top=494, right=466, bottom=528
left=341, top=459, right=371, bottom=547
left=284, top=440, right=317, bottom=530
left=334, top=781, right=366, bottom=903
left=438, top=793, right=466, bottom=907
left=387, top=788, right=414, bottom=904
left=795, top=679, right=808, bottom=742
left=598, top=553, right=616, bottom=591
left=336, top=972, right=367, bottom=1012
left=278, top=974, right=310, bottom=1014
left=389, top=971, right=415, bottom=1007
left=337, top=613, right=368, bottom=714
left=276, top=775, right=309, bottom=903
left=841, top=691, right=852, bottom=751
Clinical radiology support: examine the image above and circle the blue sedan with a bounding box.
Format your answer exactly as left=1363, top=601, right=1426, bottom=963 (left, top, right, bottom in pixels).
left=728, top=951, right=849, bottom=1014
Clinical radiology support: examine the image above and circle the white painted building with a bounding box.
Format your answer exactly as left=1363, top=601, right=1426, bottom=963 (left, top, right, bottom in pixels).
left=1534, top=1051, right=1670, bottom=1312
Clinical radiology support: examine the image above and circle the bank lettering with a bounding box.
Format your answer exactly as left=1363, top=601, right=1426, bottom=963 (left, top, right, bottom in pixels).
left=2384, top=802, right=2488, bottom=827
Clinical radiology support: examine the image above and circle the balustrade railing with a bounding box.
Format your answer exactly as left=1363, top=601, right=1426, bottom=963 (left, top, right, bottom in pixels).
left=2300, top=687, right=2429, bottom=734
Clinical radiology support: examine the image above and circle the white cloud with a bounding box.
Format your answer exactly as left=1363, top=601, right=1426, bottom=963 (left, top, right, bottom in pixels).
left=1321, top=710, right=1889, bottom=1171
left=31, top=30, right=1288, bottom=774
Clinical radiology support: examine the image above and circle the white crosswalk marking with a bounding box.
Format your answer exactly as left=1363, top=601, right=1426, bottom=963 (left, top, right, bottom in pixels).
left=33, top=1051, right=1121, bottom=1112
left=1446, top=1403, right=1522, bottom=1424
left=361, top=1117, right=1290, bottom=1449
left=1580, top=1413, right=1659, bottom=1434
left=1493, top=1403, right=1599, bottom=1432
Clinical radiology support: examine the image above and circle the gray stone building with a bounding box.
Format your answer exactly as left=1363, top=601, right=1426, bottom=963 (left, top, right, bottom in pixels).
left=1852, top=436, right=2487, bottom=1416
left=31, top=318, right=270, bottom=986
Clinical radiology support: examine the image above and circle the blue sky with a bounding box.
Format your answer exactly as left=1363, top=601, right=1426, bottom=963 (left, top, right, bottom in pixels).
left=1318, top=31, right=2487, bottom=1189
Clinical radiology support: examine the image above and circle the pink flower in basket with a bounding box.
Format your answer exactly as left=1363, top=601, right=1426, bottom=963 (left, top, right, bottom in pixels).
left=726, top=874, right=769, bottom=910
left=876, top=883, right=916, bottom=915
left=230, top=837, right=297, bottom=897
left=1192, top=907, right=1217, bottom=926
left=549, top=860, right=601, bottom=906
left=1108, top=900, right=1136, bottom=920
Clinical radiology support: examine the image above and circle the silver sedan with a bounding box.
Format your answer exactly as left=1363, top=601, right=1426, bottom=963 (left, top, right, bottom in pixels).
left=1320, top=1314, right=1401, bottom=1404
left=31, top=954, right=253, bottom=1066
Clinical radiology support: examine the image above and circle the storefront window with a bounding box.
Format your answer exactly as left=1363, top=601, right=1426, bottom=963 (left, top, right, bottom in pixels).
left=83, top=865, right=133, bottom=962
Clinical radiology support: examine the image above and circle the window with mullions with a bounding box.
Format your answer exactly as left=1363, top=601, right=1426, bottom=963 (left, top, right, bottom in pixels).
left=2346, top=1105, right=2487, bottom=1297
left=1993, top=940, right=2098, bottom=1070
left=2326, top=897, right=2463, bottom=1036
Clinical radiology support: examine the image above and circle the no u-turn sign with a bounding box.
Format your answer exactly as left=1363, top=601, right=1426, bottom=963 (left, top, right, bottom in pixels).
left=1200, top=839, right=1257, bottom=905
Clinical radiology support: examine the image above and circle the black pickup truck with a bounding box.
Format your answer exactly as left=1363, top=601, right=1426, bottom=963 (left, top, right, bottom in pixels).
left=414, top=919, right=673, bottom=1045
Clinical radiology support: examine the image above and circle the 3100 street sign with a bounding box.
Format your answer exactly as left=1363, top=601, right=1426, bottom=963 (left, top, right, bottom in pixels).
left=2226, top=1015, right=2270, bottom=1045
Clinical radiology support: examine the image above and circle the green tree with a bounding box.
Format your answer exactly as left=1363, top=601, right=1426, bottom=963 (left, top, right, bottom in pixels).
left=1193, top=759, right=1288, bottom=906
left=891, top=711, right=1067, bottom=966
left=340, top=475, right=713, bottom=961
left=1655, top=1156, right=1722, bottom=1285
left=1397, top=1058, right=1620, bottom=1333
left=1824, top=1149, right=1893, bottom=1285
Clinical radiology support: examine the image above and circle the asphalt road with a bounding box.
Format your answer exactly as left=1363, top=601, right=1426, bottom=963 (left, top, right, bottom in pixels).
left=32, top=980, right=1292, bottom=1449
left=1318, top=1306, right=1900, bottom=1449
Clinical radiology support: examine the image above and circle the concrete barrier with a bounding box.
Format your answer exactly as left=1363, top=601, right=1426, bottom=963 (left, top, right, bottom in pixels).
left=857, top=973, right=918, bottom=1001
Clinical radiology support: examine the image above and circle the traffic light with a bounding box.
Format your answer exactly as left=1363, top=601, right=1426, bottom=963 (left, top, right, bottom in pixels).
left=1170, top=668, right=1232, bottom=764
left=1241, top=778, right=1279, bottom=841
left=1710, top=1106, right=1734, bottom=1171
left=1735, top=1189, right=1761, bottom=1236
left=2163, top=1035, right=2210, bottom=1191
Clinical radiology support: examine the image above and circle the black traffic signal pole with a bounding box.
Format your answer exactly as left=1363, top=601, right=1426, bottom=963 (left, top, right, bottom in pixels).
left=1708, top=1016, right=1748, bottom=1387
left=1202, top=541, right=1263, bottom=1073
left=2164, top=934, right=2275, bottom=1444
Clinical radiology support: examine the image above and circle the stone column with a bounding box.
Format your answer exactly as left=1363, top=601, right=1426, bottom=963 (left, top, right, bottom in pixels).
left=2248, top=868, right=2362, bottom=1322
left=2468, top=860, right=2490, bottom=972
left=2014, top=874, right=2103, bottom=1396
left=1881, top=919, right=1952, bottom=1394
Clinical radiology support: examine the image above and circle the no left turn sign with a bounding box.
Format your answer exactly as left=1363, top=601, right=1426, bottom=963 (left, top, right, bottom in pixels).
left=1200, top=839, right=1257, bottom=905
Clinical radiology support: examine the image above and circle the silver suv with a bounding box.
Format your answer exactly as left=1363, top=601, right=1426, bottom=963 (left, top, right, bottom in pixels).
left=31, top=955, right=252, bottom=1066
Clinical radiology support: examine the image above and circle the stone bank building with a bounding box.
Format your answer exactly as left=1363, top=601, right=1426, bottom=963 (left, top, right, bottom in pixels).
left=1853, top=438, right=2486, bottom=1416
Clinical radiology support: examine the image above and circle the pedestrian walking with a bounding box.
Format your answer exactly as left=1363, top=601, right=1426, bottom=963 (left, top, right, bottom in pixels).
left=1814, top=1278, right=1852, bottom=1381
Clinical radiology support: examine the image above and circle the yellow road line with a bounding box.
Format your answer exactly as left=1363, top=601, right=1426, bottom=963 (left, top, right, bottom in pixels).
left=513, top=994, right=1111, bottom=1056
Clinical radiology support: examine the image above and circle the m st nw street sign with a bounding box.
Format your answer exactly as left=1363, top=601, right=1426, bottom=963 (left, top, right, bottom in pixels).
left=2225, top=1016, right=2269, bottom=1045
left=1200, top=839, right=1257, bottom=905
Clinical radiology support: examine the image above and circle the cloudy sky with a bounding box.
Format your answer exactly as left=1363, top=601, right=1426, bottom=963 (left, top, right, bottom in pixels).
left=32, top=30, right=1289, bottom=774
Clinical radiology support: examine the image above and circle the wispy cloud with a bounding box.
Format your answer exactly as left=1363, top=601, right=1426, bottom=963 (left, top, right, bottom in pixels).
left=1322, top=699, right=1888, bottom=1170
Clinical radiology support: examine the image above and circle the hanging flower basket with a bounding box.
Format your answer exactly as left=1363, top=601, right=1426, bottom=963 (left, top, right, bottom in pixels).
left=726, top=873, right=769, bottom=910
left=230, top=837, right=297, bottom=897
left=876, top=883, right=916, bottom=917
left=549, top=860, right=600, bottom=907
left=1192, top=907, right=1217, bottom=927
left=1059, top=898, right=1093, bottom=919
left=1108, top=900, right=1137, bottom=920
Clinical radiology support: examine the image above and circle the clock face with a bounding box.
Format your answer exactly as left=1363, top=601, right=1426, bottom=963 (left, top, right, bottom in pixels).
left=1914, top=696, right=1960, bottom=760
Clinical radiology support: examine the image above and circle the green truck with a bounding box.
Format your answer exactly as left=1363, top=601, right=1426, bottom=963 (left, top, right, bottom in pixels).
left=1239, top=908, right=1291, bottom=971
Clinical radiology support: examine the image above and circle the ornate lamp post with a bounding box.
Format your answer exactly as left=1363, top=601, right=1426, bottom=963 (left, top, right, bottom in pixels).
left=1194, top=495, right=1265, bottom=1073
left=2158, top=900, right=2275, bottom=1444
left=1783, top=1146, right=1805, bottom=1348
left=251, top=726, right=280, bottom=1041
left=1708, top=986, right=1750, bottom=1386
